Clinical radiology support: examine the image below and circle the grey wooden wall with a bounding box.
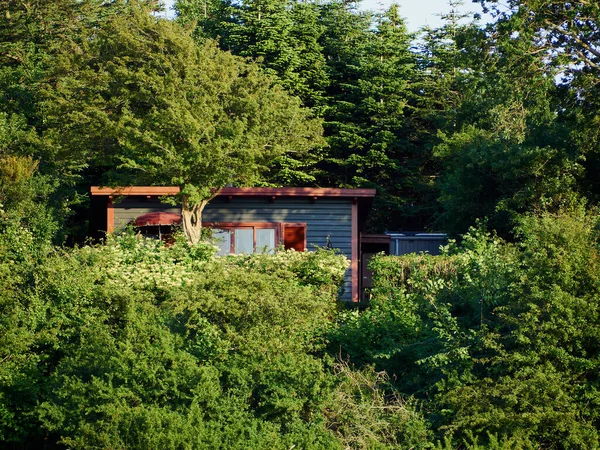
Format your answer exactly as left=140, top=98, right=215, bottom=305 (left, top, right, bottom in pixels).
left=113, top=198, right=180, bottom=229
left=112, top=196, right=353, bottom=300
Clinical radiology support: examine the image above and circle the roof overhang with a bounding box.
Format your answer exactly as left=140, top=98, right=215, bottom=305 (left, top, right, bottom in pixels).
left=90, top=186, right=376, bottom=198
left=361, top=234, right=391, bottom=245
left=218, top=187, right=376, bottom=198
left=91, top=186, right=181, bottom=196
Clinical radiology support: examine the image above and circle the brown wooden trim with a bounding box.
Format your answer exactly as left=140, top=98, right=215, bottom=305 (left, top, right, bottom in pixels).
left=91, top=186, right=181, bottom=196
left=219, top=187, right=376, bottom=198
left=107, top=197, right=115, bottom=234
left=351, top=200, right=359, bottom=302
left=203, top=221, right=281, bottom=229
left=92, top=186, right=376, bottom=199
left=204, top=222, right=283, bottom=254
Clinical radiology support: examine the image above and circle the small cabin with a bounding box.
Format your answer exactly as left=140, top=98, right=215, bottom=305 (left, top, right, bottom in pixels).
left=90, top=186, right=376, bottom=302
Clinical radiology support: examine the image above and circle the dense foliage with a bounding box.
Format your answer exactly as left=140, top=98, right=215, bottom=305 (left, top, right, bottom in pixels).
left=3, top=0, right=600, bottom=235
left=331, top=210, right=600, bottom=448
left=0, top=229, right=431, bottom=448
left=4, top=209, right=598, bottom=448
left=3, top=0, right=600, bottom=447
left=1, top=0, right=322, bottom=243
left=173, top=0, right=600, bottom=234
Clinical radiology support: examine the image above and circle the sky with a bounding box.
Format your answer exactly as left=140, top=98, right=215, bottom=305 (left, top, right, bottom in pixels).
left=374, top=0, right=491, bottom=32
left=162, top=0, right=492, bottom=32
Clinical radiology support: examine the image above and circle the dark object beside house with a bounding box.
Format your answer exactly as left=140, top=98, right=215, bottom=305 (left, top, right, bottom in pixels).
left=358, top=233, right=448, bottom=302
left=386, top=232, right=448, bottom=256
left=90, top=186, right=376, bottom=302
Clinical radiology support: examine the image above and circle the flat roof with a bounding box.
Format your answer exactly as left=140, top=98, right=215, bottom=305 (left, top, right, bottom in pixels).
left=90, top=186, right=376, bottom=198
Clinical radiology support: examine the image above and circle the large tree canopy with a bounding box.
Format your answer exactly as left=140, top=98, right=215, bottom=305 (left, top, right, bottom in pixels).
left=41, top=0, right=323, bottom=242
left=476, top=0, right=600, bottom=208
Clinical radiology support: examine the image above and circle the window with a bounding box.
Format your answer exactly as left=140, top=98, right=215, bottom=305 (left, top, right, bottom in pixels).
left=282, top=224, right=305, bottom=251
left=205, top=222, right=305, bottom=255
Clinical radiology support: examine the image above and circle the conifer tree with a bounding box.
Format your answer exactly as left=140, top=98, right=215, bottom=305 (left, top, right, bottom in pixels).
left=319, top=3, right=432, bottom=230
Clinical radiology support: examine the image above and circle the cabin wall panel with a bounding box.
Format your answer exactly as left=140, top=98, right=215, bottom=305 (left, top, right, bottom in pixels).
left=112, top=197, right=354, bottom=300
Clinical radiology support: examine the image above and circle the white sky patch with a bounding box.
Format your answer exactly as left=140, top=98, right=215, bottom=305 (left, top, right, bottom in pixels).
left=365, top=0, right=492, bottom=31
left=161, top=0, right=494, bottom=31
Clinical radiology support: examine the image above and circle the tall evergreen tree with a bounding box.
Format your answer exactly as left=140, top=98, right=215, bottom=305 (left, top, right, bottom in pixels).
left=318, top=3, right=434, bottom=230
left=0, top=0, right=123, bottom=240
left=175, top=0, right=328, bottom=186
left=175, top=0, right=328, bottom=107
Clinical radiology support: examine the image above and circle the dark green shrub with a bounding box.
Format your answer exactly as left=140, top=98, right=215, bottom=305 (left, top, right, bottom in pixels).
left=331, top=211, right=600, bottom=448
left=4, top=234, right=426, bottom=449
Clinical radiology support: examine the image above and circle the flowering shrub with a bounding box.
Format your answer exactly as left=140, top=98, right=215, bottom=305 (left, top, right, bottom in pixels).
left=229, top=247, right=349, bottom=290
left=81, top=232, right=349, bottom=295
left=0, top=227, right=431, bottom=449
left=86, top=231, right=218, bottom=290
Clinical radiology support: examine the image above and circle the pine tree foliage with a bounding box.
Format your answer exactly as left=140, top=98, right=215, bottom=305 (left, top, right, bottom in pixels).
left=319, top=3, right=440, bottom=230
left=175, top=0, right=328, bottom=107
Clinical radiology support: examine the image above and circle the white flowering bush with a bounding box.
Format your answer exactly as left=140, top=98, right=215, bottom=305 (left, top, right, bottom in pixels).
left=229, top=247, right=349, bottom=292
left=78, top=231, right=218, bottom=291
left=71, top=232, right=348, bottom=297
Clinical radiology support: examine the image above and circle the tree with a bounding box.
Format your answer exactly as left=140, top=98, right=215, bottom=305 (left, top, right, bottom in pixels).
left=419, top=2, right=582, bottom=236
left=0, top=0, right=115, bottom=241
left=175, top=0, right=328, bottom=188
left=318, top=3, right=435, bottom=230
left=44, top=1, right=323, bottom=243
left=474, top=0, right=600, bottom=216
left=175, top=0, right=328, bottom=108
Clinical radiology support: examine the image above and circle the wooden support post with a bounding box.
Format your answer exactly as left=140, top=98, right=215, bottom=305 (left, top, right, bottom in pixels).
left=107, top=196, right=115, bottom=234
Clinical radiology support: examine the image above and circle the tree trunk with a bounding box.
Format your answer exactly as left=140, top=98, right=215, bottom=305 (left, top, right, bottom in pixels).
left=181, top=196, right=208, bottom=244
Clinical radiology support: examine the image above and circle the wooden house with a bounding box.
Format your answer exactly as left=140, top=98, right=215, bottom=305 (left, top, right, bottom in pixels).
left=90, top=186, right=376, bottom=302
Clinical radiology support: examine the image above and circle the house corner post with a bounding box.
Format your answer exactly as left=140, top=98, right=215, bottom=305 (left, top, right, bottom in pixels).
left=107, top=196, right=115, bottom=234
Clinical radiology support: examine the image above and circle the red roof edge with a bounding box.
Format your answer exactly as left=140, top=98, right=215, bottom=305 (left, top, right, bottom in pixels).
left=218, top=187, right=376, bottom=198
left=91, top=186, right=181, bottom=196
left=91, top=186, right=376, bottom=198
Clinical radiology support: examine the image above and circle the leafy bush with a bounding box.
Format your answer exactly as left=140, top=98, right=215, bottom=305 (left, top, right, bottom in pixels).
left=332, top=211, right=600, bottom=448
left=1, top=233, right=429, bottom=449
left=442, top=211, right=600, bottom=447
